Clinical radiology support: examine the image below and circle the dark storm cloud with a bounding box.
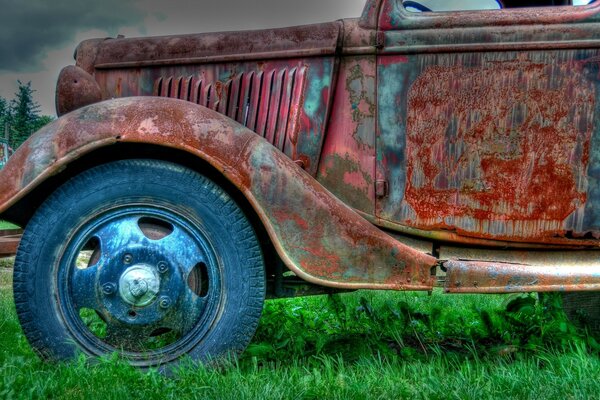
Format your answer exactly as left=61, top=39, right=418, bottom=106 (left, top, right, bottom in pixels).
left=0, top=0, right=365, bottom=72
left=0, top=0, right=144, bottom=72
left=137, top=0, right=364, bottom=33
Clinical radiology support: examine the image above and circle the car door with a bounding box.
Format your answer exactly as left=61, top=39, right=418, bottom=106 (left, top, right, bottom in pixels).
left=376, top=0, right=600, bottom=244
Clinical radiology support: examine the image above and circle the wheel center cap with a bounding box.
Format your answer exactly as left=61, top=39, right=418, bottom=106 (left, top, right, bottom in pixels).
left=118, top=265, right=160, bottom=307
left=129, top=279, right=148, bottom=297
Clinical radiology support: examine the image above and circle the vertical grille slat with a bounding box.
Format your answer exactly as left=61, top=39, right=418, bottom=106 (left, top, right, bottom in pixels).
left=274, top=68, right=295, bottom=151
left=163, top=77, right=173, bottom=97
left=199, top=81, right=209, bottom=106
left=283, top=66, right=307, bottom=156
left=191, top=78, right=202, bottom=104
left=170, top=77, right=182, bottom=98
left=265, top=69, right=286, bottom=145
left=227, top=74, right=242, bottom=120
left=153, top=77, right=163, bottom=96
left=247, top=71, right=264, bottom=131
left=255, top=70, right=275, bottom=136
left=217, top=81, right=230, bottom=115
left=237, top=72, right=253, bottom=124
left=154, top=66, right=306, bottom=153
left=207, top=84, right=218, bottom=110
left=182, top=76, right=193, bottom=101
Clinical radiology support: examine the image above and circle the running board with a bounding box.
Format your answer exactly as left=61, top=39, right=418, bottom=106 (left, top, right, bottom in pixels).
left=0, top=229, right=21, bottom=258
left=442, top=259, right=600, bottom=293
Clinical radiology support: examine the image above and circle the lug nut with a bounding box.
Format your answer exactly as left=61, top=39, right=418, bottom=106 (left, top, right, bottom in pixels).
left=102, top=282, right=117, bottom=295
left=159, top=296, right=171, bottom=309
left=157, top=261, right=169, bottom=274
left=123, top=254, right=133, bottom=264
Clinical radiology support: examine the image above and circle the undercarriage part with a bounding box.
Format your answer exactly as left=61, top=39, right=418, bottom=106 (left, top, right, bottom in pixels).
left=267, top=261, right=354, bottom=299
left=559, top=292, right=600, bottom=337
left=0, top=229, right=21, bottom=258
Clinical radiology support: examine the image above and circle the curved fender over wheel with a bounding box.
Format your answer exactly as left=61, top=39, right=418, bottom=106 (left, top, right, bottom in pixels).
left=0, top=97, right=436, bottom=290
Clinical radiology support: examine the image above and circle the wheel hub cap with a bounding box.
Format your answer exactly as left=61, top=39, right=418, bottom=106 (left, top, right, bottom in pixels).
left=118, top=265, right=160, bottom=307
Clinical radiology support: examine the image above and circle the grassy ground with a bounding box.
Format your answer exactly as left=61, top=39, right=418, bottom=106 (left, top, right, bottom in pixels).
left=0, top=221, right=18, bottom=230
left=0, top=259, right=598, bottom=399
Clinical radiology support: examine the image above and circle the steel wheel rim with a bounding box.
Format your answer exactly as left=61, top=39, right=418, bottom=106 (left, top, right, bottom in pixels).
left=56, top=204, right=222, bottom=364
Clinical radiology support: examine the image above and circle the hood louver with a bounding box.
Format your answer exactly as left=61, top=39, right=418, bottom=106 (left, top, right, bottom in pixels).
left=154, top=67, right=306, bottom=153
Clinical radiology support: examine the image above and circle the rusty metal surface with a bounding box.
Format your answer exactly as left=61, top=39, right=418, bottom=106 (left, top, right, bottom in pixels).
left=340, top=18, right=378, bottom=56
left=0, top=229, right=22, bottom=258
left=152, top=66, right=307, bottom=159
left=377, top=30, right=600, bottom=245
left=92, top=57, right=335, bottom=177
left=380, top=0, right=600, bottom=31
left=316, top=56, right=377, bottom=214
left=440, top=246, right=600, bottom=268
left=56, top=66, right=102, bottom=116
left=359, top=0, right=381, bottom=29
left=7, top=0, right=600, bottom=294
left=84, top=22, right=341, bottom=69
left=444, top=259, right=600, bottom=293
left=0, top=97, right=437, bottom=290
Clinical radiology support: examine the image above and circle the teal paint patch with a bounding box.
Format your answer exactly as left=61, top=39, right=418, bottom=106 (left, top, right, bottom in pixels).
left=303, top=63, right=332, bottom=122
left=582, top=77, right=600, bottom=230
left=298, top=59, right=335, bottom=171
left=377, top=61, right=410, bottom=208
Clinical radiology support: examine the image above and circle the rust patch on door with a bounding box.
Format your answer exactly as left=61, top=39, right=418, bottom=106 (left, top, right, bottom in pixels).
left=402, top=59, right=595, bottom=240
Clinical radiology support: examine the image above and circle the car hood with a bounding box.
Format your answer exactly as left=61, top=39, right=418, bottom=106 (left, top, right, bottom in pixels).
left=75, top=21, right=342, bottom=73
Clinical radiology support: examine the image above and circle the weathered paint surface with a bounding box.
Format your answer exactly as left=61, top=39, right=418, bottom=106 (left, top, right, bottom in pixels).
left=0, top=97, right=436, bottom=290
left=89, top=59, right=335, bottom=177
left=63, top=22, right=342, bottom=177
left=7, top=0, right=600, bottom=295
left=444, top=259, right=600, bottom=293
left=379, top=0, right=600, bottom=31
left=378, top=48, right=600, bottom=244
left=317, top=57, right=376, bottom=214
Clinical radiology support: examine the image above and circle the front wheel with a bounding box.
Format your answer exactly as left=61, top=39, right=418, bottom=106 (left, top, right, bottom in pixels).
left=13, top=159, right=265, bottom=368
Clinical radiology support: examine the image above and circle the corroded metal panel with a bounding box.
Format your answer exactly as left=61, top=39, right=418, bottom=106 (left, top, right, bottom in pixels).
left=94, top=58, right=333, bottom=177
left=377, top=48, right=600, bottom=244
left=379, top=0, right=600, bottom=31
left=317, top=56, right=377, bottom=214
left=151, top=67, right=307, bottom=156
left=0, top=97, right=437, bottom=290
left=72, top=21, right=342, bottom=177
left=85, top=22, right=342, bottom=69
left=444, top=259, right=600, bottom=293
left=55, top=66, right=102, bottom=116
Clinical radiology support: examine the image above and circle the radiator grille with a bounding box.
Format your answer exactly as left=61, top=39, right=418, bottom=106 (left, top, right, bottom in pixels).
left=154, top=68, right=306, bottom=153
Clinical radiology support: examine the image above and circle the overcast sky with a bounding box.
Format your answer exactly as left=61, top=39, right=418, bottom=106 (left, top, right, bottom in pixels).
left=0, top=0, right=365, bottom=116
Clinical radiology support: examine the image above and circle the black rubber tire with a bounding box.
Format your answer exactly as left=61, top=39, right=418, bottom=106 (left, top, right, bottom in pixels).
left=560, top=292, right=600, bottom=338
left=13, top=159, right=265, bottom=368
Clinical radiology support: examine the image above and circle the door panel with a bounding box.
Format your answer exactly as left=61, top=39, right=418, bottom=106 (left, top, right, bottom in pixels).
left=376, top=3, right=600, bottom=244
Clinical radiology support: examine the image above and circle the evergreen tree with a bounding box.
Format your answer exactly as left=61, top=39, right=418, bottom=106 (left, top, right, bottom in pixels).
left=10, top=81, right=41, bottom=148
left=0, top=97, right=9, bottom=141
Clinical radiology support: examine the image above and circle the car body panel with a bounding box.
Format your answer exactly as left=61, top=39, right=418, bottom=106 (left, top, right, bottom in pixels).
left=0, top=97, right=436, bottom=290
left=376, top=1, right=600, bottom=245
left=3, top=0, right=600, bottom=293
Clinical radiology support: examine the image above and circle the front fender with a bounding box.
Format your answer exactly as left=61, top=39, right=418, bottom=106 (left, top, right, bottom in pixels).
left=0, top=97, right=436, bottom=289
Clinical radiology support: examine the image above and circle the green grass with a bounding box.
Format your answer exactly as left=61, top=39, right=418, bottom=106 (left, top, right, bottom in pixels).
left=0, top=261, right=598, bottom=399
left=0, top=220, right=18, bottom=230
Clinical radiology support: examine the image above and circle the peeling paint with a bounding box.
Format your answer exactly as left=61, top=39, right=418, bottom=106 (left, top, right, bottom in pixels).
left=378, top=51, right=600, bottom=243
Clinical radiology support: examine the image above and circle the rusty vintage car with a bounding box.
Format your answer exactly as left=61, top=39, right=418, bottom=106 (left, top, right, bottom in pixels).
left=1, top=0, right=599, bottom=368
